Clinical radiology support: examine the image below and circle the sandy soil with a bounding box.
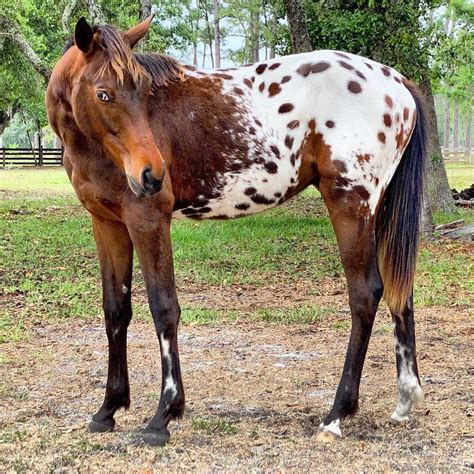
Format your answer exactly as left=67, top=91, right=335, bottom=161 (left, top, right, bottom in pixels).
left=1, top=287, right=473, bottom=472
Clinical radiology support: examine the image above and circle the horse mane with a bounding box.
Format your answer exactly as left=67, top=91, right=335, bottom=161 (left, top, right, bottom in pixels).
left=63, top=24, right=184, bottom=90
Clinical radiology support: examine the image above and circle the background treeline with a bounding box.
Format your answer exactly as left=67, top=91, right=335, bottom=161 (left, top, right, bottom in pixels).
left=0, top=0, right=472, bottom=223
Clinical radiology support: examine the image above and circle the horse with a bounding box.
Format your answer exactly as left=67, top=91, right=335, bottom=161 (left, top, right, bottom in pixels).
left=46, top=16, right=427, bottom=446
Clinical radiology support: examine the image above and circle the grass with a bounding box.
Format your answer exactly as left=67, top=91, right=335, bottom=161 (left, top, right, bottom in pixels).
left=192, top=417, right=238, bottom=435
left=0, top=166, right=473, bottom=342
left=445, top=162, right=473, bottom=191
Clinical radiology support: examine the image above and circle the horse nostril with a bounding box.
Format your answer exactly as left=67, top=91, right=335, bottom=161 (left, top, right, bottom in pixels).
left=141, top=167, right=163, bottom=195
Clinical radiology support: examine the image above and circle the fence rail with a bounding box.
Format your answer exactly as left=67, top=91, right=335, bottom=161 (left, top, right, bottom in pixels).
left=441, top=148, right=473, bottom=164
left=1, top=147, right=64, bottom=167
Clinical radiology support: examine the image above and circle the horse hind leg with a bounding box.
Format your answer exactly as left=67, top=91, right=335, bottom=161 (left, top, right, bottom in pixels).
left=390, top=292, right=424, bottom=423
left=315, top=184, right=383, bottom=441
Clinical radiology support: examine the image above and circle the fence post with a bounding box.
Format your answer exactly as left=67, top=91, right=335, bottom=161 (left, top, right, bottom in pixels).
left=38, top=134, right=43, bottom=166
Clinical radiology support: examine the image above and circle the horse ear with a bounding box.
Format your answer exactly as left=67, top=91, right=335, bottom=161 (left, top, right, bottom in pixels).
left=124, top=15, right=154, bottom=49
left=75, top=17, right=94, bottom=54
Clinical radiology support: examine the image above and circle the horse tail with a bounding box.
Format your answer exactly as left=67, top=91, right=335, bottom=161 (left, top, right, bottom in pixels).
left=375, top=81, right=427, bottom=314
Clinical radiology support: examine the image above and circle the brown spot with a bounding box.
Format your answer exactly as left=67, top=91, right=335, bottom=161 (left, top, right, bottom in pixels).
left=312, top=62, right=331, bottom=73
left=357, top=153, right=372, bottom=164
left=184, top=65, right=197, bottom=71
left=285, top=135, right=294, bottom=149
left=325, top=120, right=335, bottom=128
left=256, top=64, right=267, bottom=74
left=352, top=185, right=370, bottom=200
left=251, top=76, right=255, bottom=83
left=281, top=75, right=291, bottom=83
left=290, top=154, right=295, bottom=166
left=381, top=66, right=391, bottom=77
left=269, top=62, right=281, bottom=70
left=243, top=78, right=253, bottom=88
left=385, top=95, right=393, bottom=108
left=395, top=113, right=400, bottom=123
left=378, top=132, right=386, bottom=144
left=297, top=63, right=312, bottom=77
left=234, top=87, right=244, bottom=95
left=394, top=76, right=401, bottom=83
left=356, top=70, right=366, bottom=80
left=375, top=177, right=380, bottom=186
left=403, top=107, right=409, bottom=121
left=287, top=120, right=300, bottom=129
left=249, top=127, right=256, bottom=135
left=255, top=119, right=262, bottom=127
left=268, top=82, right=282, bottom=96
left=244, top=187, right=257, bottom=196
left=383, top=114, right=392, bottom=127
left=235, top=203, right=250, bottom=210
left=335, top=52, right=351, bottom=60
left=308, top=119, right=316, bottom=131
left=212, top=73, right=233, bottom=80
left=297, top=62, right=331, bottom=77
left=333, top=160, right=347, bottom=173
left=262, top=178, right=268, bottom=183
left=278, top=103, right=294, bottom=114
left=365, top=62, right=373, bottom=69
left=396, top=123, right=405, bottom=149
left=270, top=145, right=280, bottom=158
left=348, top=81, right=362, bottom=93
left=251, top=193, right=275, bottom=205
left=264, top=161, right=278, bottom=173
left=258, top=82, right=265, bottom=92
left=338, top=60, right=353, bottom=70
left=274, top=192, right=282, bottom=197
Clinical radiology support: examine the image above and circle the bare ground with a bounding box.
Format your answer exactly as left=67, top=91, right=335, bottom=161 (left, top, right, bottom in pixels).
left=1, top=285, right=473, bottom=472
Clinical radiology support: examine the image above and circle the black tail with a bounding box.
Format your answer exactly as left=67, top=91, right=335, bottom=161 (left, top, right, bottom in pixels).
left=376, top=81, right=427, bottom=314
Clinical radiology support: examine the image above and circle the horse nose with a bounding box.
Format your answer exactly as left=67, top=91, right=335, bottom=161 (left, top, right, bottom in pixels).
left=141, top=167, right=163, bottom=195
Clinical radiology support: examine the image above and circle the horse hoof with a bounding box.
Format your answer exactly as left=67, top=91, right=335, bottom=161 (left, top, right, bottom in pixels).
left=88, top=418, right=115, bottom=433
left=143, top=428, right=170, bottom=446
left=315, top=430, right=339, bottom=443
left=389, top=412, right=410, bottom=424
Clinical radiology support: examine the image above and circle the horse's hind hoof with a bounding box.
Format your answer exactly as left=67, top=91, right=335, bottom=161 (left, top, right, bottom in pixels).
left=88, top=418, right=115, bottom=433
left=143, top=427, right=171, bottom=446
left=315, top=430, right=339, bottom=443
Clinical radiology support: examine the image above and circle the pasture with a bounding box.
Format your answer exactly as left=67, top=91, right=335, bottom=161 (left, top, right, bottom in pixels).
left=0, top=167, right=473, bottom=471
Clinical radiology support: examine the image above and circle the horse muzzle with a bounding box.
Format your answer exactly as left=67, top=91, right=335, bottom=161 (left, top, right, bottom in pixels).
left=127, top=167, right=164, bottom=197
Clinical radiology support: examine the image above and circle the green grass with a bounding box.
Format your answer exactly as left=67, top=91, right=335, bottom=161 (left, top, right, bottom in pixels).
left=1, top=167, right=473, bottom=342
left=192, top=417, right=238, bottom=435
left=445, top=162, right=473, bottom=191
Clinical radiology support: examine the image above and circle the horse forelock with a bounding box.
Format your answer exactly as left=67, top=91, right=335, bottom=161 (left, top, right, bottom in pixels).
left=93, top=25, right=183, bottom=90
left=94, top=25, right=145, bottom=85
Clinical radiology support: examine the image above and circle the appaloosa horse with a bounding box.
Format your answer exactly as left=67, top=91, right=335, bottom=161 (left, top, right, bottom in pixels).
left=46, top=16, right=426, bottom=445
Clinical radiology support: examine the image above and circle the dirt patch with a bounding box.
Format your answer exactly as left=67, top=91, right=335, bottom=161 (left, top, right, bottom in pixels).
left=1, top=305, right=472, bottom=471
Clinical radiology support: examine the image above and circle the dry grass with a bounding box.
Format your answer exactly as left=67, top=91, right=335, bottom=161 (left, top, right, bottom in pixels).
left=1, top=297, right=472, bottom=472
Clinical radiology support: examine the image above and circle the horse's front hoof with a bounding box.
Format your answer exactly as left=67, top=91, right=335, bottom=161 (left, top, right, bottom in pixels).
left=143, top=427, right=170, bottom=446
left=89, top=418, right=115, bottom=433
left=315, top=430, right=339, bottom=443
left=389, top=412, right=410, bottom=424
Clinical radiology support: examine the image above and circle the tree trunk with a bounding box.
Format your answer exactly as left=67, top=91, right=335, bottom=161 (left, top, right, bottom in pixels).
left=453, top=103, right=459, bottom=149
left=85, top=0, right=106, bottom=24
left=139, top=0, right=152, bottom=21
left=0, top=16, right=51, bottom=81
left=443, top=97, right=450, bottom=148
left=282, top=0, right=312, bottom=53
left=193, top=43, right=198, bottom=66
left=466, top=110, right=472, bottom=159
left=213, top=0, right=221, bottom=68
left=419, top=76, right=455, bottom=214
left=249, top=7, right=260, bottom=62
left=62, top=0, right=78, bottom=34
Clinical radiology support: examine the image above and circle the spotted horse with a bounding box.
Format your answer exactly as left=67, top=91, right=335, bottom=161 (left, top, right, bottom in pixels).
left=46, top=16, right=427, bottom=446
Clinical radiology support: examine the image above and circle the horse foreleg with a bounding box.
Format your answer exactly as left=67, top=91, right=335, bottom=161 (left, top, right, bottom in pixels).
left=316, top=195, right=383, bottom=441
left=126, top=211, right=184, bottom=446
left=390, top=292, right=424, bottom=423
left=89, top=217, right=133, bottom=433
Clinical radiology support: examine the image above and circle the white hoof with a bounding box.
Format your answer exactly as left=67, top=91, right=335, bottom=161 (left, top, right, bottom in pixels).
left=390, top=411, right=410, bottom=424
left=315, top=430, right=339, bottom=443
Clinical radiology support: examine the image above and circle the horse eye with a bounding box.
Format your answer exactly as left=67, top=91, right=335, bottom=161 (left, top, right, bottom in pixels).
left=96, top=91, right=111, bottom=103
